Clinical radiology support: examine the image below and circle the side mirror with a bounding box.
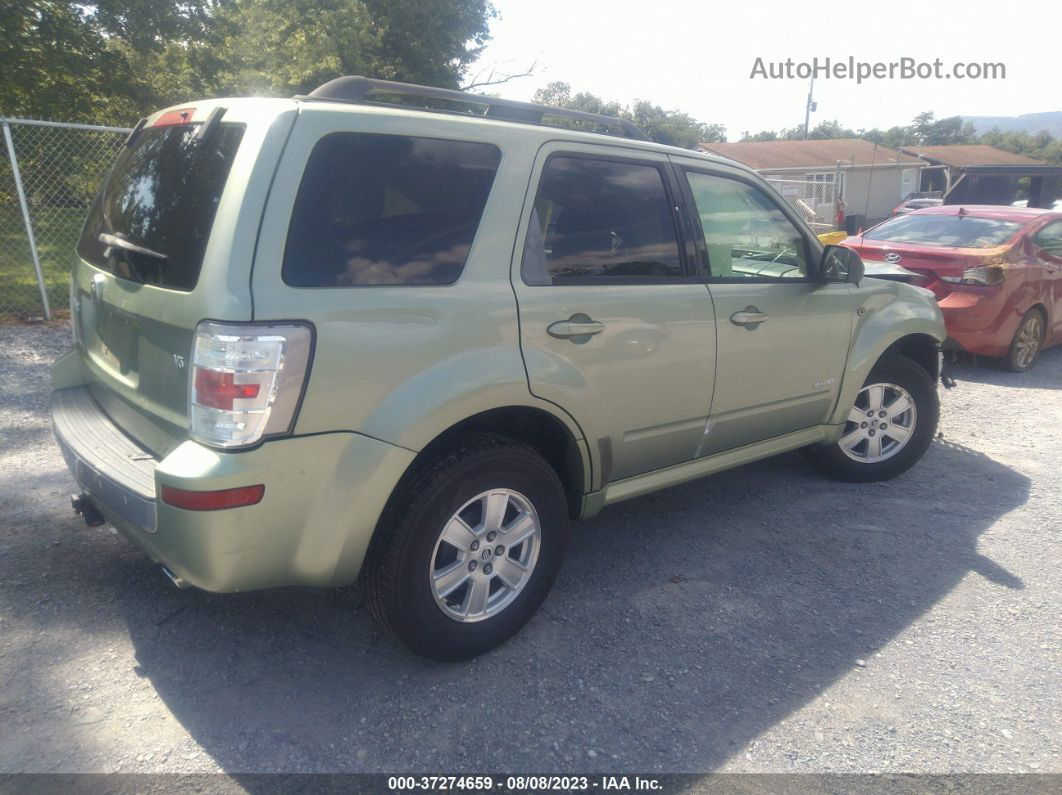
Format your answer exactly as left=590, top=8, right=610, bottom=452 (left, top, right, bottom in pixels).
left=821, top=244, right=864, bottom=285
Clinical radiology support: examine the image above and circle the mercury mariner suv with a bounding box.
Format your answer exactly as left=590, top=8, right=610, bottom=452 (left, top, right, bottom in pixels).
left=52, top=77, right=947, bottom=660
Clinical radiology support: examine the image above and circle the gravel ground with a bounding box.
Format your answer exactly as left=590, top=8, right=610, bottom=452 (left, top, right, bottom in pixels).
left=0, top=321, right=1059, bottom=776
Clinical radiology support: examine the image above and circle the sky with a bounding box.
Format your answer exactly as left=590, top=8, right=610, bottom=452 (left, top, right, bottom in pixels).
left=475, top=0, right=1061, bottom=141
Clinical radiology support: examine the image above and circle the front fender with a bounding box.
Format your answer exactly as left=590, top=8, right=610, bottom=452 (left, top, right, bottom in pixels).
left=829, top=280, right=945, bottom=428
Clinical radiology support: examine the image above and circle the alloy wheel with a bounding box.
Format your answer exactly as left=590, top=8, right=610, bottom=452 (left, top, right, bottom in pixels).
left=429, top=489, right=541, bottom=622
left=839, top=382, right=918, bottom=463
left=1014, top=314, right=1043, bottom=370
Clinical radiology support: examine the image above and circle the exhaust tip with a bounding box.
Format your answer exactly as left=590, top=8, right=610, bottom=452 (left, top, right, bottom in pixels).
left=160, top=566, right=188, bottom=589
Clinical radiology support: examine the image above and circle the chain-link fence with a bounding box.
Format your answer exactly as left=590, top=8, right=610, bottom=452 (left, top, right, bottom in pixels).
left=765, top=177, right=839, bottom=235
left=1, top=118, right=131, bottom=321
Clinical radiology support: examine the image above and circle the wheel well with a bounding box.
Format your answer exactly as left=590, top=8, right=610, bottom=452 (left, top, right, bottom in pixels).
left=883, top=334, right=939, bottom=379
left=1027, top=303, right=1049, bottom=323
left=415, top=407, right=587, bottom=518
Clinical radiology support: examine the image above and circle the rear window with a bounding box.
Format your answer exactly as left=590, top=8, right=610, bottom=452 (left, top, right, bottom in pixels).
left=521, top=156, right=683, bottom=284
left=282, top=133, right=501, bottom=287
left=77, top=123, right=245, bottom=291
left=866, top=214, right=1021, bottom=248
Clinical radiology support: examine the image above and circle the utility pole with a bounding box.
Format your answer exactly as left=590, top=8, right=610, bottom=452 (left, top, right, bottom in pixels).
left=803, top=76, right=816, bottom=139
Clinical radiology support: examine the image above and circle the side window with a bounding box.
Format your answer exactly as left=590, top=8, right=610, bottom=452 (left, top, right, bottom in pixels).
left=1034, top=221, right=1062, bottom=258
left=521, top=156, right=683, bottom=285
left=685, top=172, right=810, bottom=281
left=283, top=133, right=500, bottom=286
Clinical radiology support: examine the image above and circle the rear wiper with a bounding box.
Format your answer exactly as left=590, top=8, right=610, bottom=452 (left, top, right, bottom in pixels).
left=98, top=233, right=168, bottom=261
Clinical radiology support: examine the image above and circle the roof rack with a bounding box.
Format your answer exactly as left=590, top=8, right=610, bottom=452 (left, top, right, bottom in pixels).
left=296, top=76, right=649, bottom=141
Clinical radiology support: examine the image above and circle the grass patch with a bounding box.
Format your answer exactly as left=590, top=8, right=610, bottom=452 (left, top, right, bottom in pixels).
left=0, top=207, right=85, bottom=320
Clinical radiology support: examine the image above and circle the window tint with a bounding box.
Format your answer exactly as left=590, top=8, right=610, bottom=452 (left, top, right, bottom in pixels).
left=685, top=172, right=809, bottom=280
left=282, top=133, right=500, bottom=286
left=865, top=214, right=1020, bottom=248
left=521, top=156, right=683, bottom=284
left=77, top=123, right=245, bottom=291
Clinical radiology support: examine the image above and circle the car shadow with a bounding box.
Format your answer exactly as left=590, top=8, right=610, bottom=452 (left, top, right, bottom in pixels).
left=946, top=344, right=1062, bottom=389
left=90, top=435, right=1028, bottom=775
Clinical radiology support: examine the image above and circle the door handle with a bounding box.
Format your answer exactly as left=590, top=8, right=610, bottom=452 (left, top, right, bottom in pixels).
left=730, top=306, right=768, bottom=329
left=547, top=314, right=604, bottom=342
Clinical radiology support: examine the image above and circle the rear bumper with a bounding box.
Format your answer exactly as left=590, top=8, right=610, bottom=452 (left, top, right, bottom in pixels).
left=53, top=387, right=158, bottom=532
left=937, top=286, right=1020, bottom=358
left=52, top=386, right=415, bottom=592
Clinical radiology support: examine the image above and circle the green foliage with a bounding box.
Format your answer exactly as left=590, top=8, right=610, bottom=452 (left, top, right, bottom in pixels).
left=0, top=1, right=139, bottom=122
left=531, top=82, right=724, bottom=150
left=744, top=110, right=1061, bottom=166
left=807, top=120, right=856, bottom=140
left=207, top=0, right=494, bottom=97
left=978, top=128, right=1062, bottom=166
left=1, top=0, right=496, bottom=123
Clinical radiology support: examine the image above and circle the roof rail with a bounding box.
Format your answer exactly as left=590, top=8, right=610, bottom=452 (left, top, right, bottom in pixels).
left=296, top=76, right=649, bottom=141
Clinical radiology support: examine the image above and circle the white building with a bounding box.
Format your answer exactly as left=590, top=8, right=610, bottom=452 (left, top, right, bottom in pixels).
left=699, top=139, right=925, bottom=229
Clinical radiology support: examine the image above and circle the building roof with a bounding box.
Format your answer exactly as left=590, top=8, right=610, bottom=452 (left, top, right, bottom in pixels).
left=699, top=138, right=923, bottom=170
left=900, top=144, right=1047, bottom=167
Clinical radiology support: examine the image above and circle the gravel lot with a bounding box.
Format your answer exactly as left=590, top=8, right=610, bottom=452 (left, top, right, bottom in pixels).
left=0, top=321, right=1059, bottom=776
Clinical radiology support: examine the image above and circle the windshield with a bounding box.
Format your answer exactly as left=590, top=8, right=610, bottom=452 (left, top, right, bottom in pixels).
left=77, top=122, right=245, bottom=290
left=865, top=214, right=1020, bottom=248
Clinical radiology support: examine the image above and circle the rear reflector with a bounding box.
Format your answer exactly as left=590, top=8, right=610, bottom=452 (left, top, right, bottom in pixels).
left=161, top=484, right=265, bottom=511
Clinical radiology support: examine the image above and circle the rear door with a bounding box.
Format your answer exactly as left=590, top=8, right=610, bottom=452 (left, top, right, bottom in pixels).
left=70, top=101, right=295, bottom=454
left=512, top=143, right=717, bottom=484
left=671, top=157, right=855, bottom=455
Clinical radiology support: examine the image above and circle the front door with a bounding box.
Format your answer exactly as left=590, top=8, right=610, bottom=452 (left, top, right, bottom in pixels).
left=674, top=160, right=856, bottom=456
left=1031, top=219, right=1062, bottom=340
left=901, top=168, right=917, bottom=199
left=512, top=145, right=717, bottom=484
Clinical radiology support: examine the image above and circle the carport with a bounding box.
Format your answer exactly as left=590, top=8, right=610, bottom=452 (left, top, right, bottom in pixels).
left=901, top=144, right=1062, bottom=208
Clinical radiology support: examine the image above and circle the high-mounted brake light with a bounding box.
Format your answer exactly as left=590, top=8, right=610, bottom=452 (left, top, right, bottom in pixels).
left=153, top=108, right=196, bottom=127
left=190, top=322, right=313, bottom=449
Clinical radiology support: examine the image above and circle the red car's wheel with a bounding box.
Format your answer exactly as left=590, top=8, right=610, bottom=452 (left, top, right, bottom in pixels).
left=1003, top=308, right=1045, bottom=372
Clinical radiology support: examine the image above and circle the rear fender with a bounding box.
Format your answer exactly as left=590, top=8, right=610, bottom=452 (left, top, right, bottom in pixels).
left=358, top=347, right=593, bottom=494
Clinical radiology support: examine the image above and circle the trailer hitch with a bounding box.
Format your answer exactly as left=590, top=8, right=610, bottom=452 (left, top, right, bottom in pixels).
left=71, top=493, right=106, bottom=527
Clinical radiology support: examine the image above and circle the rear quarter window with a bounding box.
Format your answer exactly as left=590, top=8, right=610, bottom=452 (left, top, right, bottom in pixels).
left=282, top=133, right=502, bottom=287
left=77, top=123, right=245, bottom=291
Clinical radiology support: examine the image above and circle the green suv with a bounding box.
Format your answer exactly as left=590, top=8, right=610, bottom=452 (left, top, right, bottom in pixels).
left=52, top=77, right=946, bottom=659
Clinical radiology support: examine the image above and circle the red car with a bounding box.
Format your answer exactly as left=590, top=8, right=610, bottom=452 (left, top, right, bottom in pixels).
left=844, top=205, right=1062, bottom=371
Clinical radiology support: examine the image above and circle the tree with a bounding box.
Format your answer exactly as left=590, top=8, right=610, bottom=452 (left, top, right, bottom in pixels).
left=209, top=0, right=495, bottom=98
left=0, top=0, right=498, bottom=123
left=531, top=82, right=724, bottom=149
left=807, top=119, right=856, bottom=140
left=0, top=1, right=138, bottom=121
left=910, top=111, right=976, bottom=146
left=741, top=131, right=779, bottom=141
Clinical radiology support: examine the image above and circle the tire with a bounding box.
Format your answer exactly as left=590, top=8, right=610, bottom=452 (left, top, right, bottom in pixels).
left=1001, top=308, right=1045, bottom=372
left=361, top=433, right=569, bottom=661
left=804, top=354, right=938, bottom=482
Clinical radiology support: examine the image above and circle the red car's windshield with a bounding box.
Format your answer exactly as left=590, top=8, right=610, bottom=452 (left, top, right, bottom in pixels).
left=866, top=214, right=1021, bottom=249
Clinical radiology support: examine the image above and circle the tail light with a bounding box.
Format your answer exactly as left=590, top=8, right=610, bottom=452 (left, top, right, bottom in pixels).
left=939, top=265, right=1005, bottom=286
left=190, top=322, right=313, bottom=449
